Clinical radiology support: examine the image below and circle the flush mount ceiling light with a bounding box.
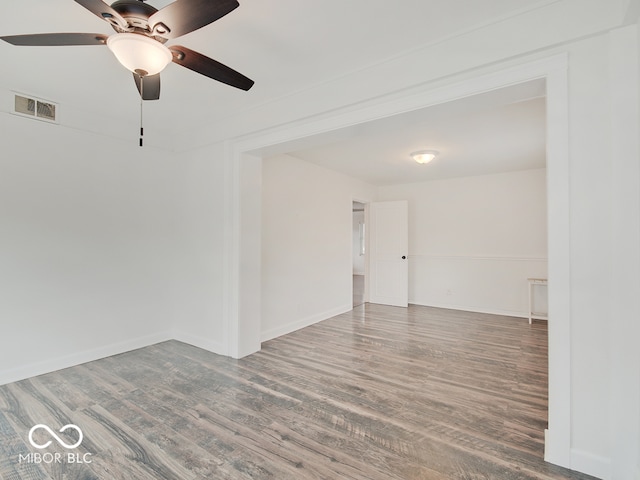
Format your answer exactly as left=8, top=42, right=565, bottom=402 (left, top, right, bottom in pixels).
left=410, top=150, right=439, bottom=165
left=107, top=33, right=172, bottom=77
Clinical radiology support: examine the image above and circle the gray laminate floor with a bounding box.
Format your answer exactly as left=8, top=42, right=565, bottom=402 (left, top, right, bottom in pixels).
left=0, top=304, right=597, bottom=479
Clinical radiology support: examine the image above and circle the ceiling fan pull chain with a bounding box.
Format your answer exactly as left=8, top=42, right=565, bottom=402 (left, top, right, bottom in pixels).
left=139, top=76, right=144, bottom=147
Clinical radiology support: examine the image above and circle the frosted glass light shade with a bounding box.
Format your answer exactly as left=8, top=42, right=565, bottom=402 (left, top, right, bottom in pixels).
left=107, top=33, right=172, bottom=76
left=411, top=150, right=439, bottom=164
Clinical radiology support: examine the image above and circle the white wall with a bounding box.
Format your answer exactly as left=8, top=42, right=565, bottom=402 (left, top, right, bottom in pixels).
left=378, top=169, right=547, bottom=317
left=261, top=154, right=375, bottom=341
left=0, top=112, right=183, bottom=384
left=168, top=142, right=228, bottom=354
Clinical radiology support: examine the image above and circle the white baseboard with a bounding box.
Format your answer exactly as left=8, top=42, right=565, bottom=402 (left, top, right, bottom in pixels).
left=172, top=330, right=228, bottom=357
left=570, top=448, right=611, bottom=480
left=1, top=306, right=356, bottom=386
left=410, top=300, right=527, bottom=319
left=0, top=331, right=174, bottom=386
left=543, top=428, right=572, bottom=471
left=261, top=304, right=353, bottom=343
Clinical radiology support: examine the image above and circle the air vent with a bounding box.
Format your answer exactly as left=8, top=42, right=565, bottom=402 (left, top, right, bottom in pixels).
left=13, top=93, right=58, bottom=123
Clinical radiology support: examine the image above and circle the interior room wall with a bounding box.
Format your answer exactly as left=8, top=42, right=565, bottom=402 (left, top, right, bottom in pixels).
left=0, top=112, right=182, bottom=385
left=168, top=142, right=228, bottom=354
left=261, top=153, right=375, bottom=342
left=377, top=168, right=547, bottom=317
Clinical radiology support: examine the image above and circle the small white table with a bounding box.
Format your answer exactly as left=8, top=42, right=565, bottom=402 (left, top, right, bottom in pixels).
left=527, top=278, right=548, bottom=324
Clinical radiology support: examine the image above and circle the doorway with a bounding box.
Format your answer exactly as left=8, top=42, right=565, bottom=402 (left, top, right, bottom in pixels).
left=236, top=56, right=570, bottom=466
left=352, top=201, right=366, bottom=307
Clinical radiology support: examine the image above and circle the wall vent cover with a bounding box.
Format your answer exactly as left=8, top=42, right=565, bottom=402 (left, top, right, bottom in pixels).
left=13, top=93, right=58, bottom=123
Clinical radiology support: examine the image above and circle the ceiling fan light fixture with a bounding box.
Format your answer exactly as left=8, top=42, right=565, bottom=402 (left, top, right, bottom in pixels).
left=107, top=33, right=172, bottom=76
left=410, top=150, right=439, bottom=165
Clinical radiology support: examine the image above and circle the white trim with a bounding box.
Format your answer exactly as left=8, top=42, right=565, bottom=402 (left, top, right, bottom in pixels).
left=221, top=146, right=264, bottom=359
left=409, top=254, right=548, bottom=262
left=222, top=141, right=238, bottom=358
left=172, top=331, right=227, bottom=356
left=234, top=56, right=567, bottom=156
left=235, top=152, right=263, bottom=358
left=543, top=54, right=572, bottom=469
left=410, top=301, right=529, bottom=319
left=226, top=52, right=571, bottom=468
left=0, top=331, right=173, bottom=387
left=261, top=304, right=353, bottom=343
left=608, top=24, right=640, bottom=480
left=570, top=449, right=611, bottom=480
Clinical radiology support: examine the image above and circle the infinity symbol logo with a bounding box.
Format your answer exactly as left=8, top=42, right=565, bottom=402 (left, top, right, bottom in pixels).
left=28, top=424, right=83, bottom=449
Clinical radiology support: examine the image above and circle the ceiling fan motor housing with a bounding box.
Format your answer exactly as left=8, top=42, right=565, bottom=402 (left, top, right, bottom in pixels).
left=109, top=0, right=170, bottom=38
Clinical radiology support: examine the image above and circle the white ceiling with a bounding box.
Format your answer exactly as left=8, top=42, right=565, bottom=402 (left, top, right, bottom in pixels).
left=8, top=1, right=619, bottom=185
left=282, top=80, right=547, bottom=186
left=1, top=0, right=552, bottom=137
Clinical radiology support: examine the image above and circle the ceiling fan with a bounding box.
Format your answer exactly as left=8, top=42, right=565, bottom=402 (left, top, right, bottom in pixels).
left=0, top=0, right=254, bottom=100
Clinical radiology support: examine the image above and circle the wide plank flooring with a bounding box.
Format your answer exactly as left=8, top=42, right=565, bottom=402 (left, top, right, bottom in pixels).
left=0, top=304, right=598, bottom=479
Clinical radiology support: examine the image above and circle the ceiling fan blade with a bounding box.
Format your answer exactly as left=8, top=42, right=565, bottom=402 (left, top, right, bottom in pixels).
left=149, top=0, right=239, bottom=39
left=170, top=45, right=254, bottom=91
left=133, top=73, right=161, bottom=101
left=74, top=0, right=128, bottom=29
left=0, top=33, right=108, bottom=46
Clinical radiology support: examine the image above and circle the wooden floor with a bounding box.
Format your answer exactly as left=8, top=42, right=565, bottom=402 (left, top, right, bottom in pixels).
left=0, top=304, right=597, bottom=480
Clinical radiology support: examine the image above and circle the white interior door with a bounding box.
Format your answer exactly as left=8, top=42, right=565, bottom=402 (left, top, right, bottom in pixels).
left=368, top=200, right=408, bottom=307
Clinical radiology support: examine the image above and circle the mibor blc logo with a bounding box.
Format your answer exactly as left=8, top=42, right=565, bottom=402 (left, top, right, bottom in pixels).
left=29, top=424, right=83, bottom=449
left=19, top=424, right=92, bottom=465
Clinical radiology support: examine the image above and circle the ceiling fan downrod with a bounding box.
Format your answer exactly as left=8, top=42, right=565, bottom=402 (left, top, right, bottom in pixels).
left=138, top=70, right=145, bottom=147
